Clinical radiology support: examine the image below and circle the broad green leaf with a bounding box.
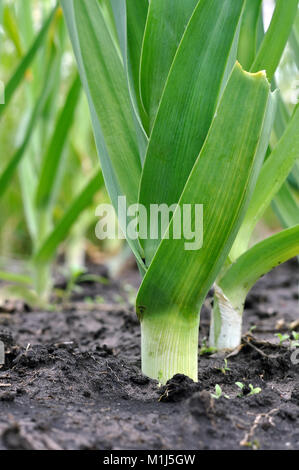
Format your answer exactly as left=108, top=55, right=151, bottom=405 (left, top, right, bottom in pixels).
left=137, top=64, right=271, bottom=322
left=251, top=0, right=299, bottom=81
left=139, top=0, right=245, bottom=264
left=220, top=225, right=299, bottom=308
left=237, top=0, right=262, bottom=70
left=109, top=0, right=148, bottom=159
left=0, top=5, right=57, bottom=118
left=140, top=0, right=198, bottom=128
left=272, top=182, right=299, bottom=228
left=71, top=0, right=141, bottom=201
left=35, top=74, right=81, bottom=208
left=61, top=0, right=145, bottom=268
left=233, top=103, right=299, bottom=255
left=34, top=171, right=103, bottom=265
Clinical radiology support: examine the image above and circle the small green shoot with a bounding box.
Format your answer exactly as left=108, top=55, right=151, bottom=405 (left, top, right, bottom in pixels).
left=211, top=384, right=230, bottom=400
left=248, top=384, right=262, bottom=396
left=217, top=358, right=231, bottom=375
left=200, top=338, right=217, bottom=356
left=236, top=382, right=261, bottom=397
left=249, top=325, right=257, bottom=334
left=275, top=333, right=290, bottom=345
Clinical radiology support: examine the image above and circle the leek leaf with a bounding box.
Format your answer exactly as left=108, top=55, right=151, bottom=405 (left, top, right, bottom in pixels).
left=35, top=74, right=81, bottom=208
left=140, top=0, right=198, bottom=128
left=34, top=171, right=103, bottom=265
left=237, top=0, right=262, bottom=70
left=61, top=0, right=145, bottom=267
left=234, top=103, right=299, bottom=253
left=220, top=225, right=299, bottom=308
left=272, top=183, right=299, bottom=228
left=251, top=0, right=299, bottom=81
left=139, top=0, right=245, bottom=264
left=0, top=5, right=57, bottom=118
left=137, top=64, right=271, bottom=323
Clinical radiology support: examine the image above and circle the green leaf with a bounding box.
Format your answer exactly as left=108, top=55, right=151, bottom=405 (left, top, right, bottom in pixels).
left=34, top=171, right=103, bottom=265
left=35, top=74, right=81, bottom=208
left=237, top=0, right=263, bottom=70
left=0, top=5, right=57, bottom=118
left=289, top=26, right=299, bottom=68
left=232, top=103, right=299, bottom=255
left=250, top=0, right=299, bottom=81
left=109, top=0, right=148, bottom=158
left=0, top=271, right=31, bottom=286
left=126, top=0, right=149, bottom=126
left=139, top=0, right=245, bottom=264
left=0, top=59, right=57, bottom=199
left=62, top=0, right=145, bottom=268
left=3, top=4, right=24, bottom=57
left=140, top=0, right=199, bottom=128
left=272, top=182, right=299, bottom=228
left=220, top=225, right=299, bottom=308
left=137, top=64, right=271, bottom=322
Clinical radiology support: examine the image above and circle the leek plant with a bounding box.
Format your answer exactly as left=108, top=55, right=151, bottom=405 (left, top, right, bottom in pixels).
left=62, top=0, right=299, bottom=383
left=0, top=2, right=104, bottom=303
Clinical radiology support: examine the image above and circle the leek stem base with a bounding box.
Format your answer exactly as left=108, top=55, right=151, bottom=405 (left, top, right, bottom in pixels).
left=141, top=311, right=199, bottom=384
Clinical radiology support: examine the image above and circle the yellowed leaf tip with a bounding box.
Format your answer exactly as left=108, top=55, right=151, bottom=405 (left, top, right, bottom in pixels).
left=235, top=61, right=269, bottom=85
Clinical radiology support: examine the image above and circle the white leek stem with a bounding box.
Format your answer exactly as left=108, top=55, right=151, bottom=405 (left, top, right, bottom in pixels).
left=141, top=311, right=199, bottom=384
left=209, top=284, right=243, bottom=351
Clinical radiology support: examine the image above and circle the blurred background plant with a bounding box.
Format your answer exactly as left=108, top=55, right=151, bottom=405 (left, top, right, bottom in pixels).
left=0, top=0, right=122, bottom=306
left=0, top=0, right=297, bottom=306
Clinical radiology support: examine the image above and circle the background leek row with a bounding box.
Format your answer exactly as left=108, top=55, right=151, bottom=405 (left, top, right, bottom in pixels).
left=0, top=2, right=104, bottom=303
left=61, top=0, right=299, bottom=383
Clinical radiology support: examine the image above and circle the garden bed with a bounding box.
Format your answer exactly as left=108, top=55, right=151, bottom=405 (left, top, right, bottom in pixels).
left=0, top=260, right=298, bottom=450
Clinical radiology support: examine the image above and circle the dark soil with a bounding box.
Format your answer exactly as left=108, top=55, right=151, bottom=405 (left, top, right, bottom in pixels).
left=0, top=260, right=298, bottom=450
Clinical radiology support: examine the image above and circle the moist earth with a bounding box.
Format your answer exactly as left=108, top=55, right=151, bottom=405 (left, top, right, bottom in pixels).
left=0, top=260, right=298, bottom=450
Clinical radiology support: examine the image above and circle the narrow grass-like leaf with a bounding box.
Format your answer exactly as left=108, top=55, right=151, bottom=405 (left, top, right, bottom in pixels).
left=34, top=171, right=103, bottom=265
left=35, top=74, right=81, bottom=208
left=250, top=0, right=299, bottom=81
left=140, top=0, right=198, bottom=127
left=139, top=0, right=245, bottom=264
left=0, top=5, right=57, bottom=118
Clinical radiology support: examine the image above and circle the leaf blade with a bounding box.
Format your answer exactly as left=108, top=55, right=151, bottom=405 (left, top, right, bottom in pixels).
left=140, top=0, right=199, bottom=127
left=139, top=0, right=245, bottom=264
